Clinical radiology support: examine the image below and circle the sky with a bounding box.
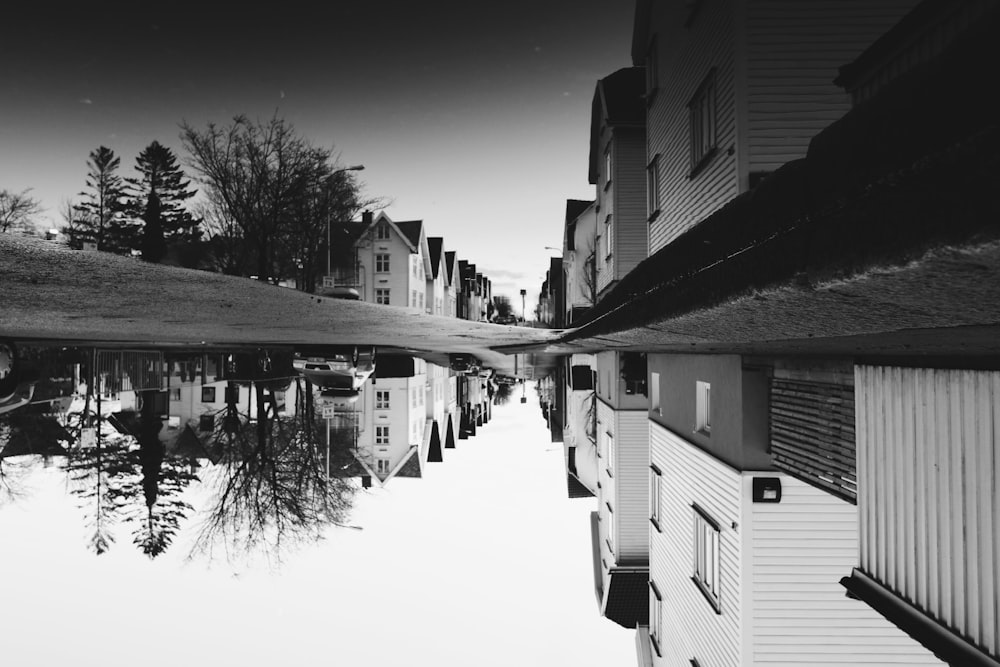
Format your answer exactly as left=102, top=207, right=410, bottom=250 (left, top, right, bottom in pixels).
left=0, top=386, right=635, bottom=667
left=0, top=2, right=636, bottom=313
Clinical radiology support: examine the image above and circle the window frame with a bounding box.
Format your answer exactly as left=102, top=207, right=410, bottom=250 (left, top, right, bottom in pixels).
left=692, top=503, right=722, bottom=613
left=650, top=464, right=662, bottom=532
left=375, top=425, right=389, bottom=446
left=606, top=502, right=615, bottom=554
left=604, top=147, right=613, bottom=190
left=647, top=154, right=661, bottom=221
left=375, top=223, right=390, bottom=240
left=688, top=69, right=718, bottom=177
left=603, top=215, right=613, bottom=259
left=696, top=380, right=711, bottom=435
left=375, top=253, right=390, bottom=273
left=649, top=580, right=663, bottom=656
left=375, top=288, right=390, bottom=305
left=606, top=430, right=615, bottom=477
left=650, top=371, right=661, bottom=416
left=201, top=386, right=216, bottom=403
left=375, top=390, right=390, bottom=410
left=375, top=457, right=390, bottom=474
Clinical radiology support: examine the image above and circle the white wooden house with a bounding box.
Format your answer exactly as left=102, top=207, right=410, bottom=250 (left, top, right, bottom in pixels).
left=563, top=199, right=597, bottom=326
left=443, top=250, right=459, bottom=318
left=638, top=354, right=943, bottom=666
left=355, top=212, right=432, bottom=309
left=591, top=350, right=650, bottom=628
left=589, top=67, right=649, bottom=301
left=426, top=237, right=447, bottom=316
left=631, top=0, right=921, bottom=255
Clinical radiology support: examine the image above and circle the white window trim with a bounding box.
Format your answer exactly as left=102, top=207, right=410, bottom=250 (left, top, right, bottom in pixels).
left=696, top=380, right=711, bottom=434
left=650, top=465, right=662, bottom=530
left=650, top=371, right=661, bottom=416
left=693, top=504, right=721, bottom=613
left=376, top=390, right=389, bottom=409
left=375, top=253, right=390, bottom=273
left=649, top=580, right=663, bottom=656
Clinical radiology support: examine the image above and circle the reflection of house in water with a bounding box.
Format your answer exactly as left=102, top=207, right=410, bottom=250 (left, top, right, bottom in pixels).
left=590, top=350, right=649, bottom=630
left=562, top=354, right=598, bottom=499
left=346, top=355, right=430, bottom=487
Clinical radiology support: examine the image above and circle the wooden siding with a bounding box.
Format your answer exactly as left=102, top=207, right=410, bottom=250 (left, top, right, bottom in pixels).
left=770, top=377, right=857, bottom=502
left=616, top=409, right=650, bottom=563
left=750, top=475, right=943, bottom=665
left=856, top=365, right=1000, bottom=661
left=612, top=127, right=649, bottom=282
left=744, top=1, right=919, bottom=178
left=646, top=0, right=738, bottom=255
left=649, top=422, right=742, bottom=667
left=596, top=350, right=648, bottom=411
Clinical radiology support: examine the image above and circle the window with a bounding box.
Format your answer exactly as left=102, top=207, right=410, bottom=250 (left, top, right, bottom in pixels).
left=606, top=502, right=615, bottom=553
left=606, top=431, right=615, bottom=477
left=199, top=414, right=214, bottom=432
left=649, top=581, right=663, bottom=656
left=650, top=465, right=662, bottom=530
left=375, top=253, right=390, bottom=273
left=645, top=38, right=659, bottom=104
left=376, top=458, right=390, bottom=474
left=376, top=223, right=390, bottom=240
left=419, top=292, right=424, bottom=310
left=201, top=386, right=216, bottom=403
left=604, top=148, right=612, bottom=188
left=650, top=371, right=661, bottom=416
left=696, top=381, right=711, bottom=434
left=603, top=216, right=613, bottom=258
left=647, top=155, right=661, bottom=220
left=375, top=288, right=390, bottom=305
left=411, top=290, right=417, bottom=306
left=688, top=69, right=717, bottom=176
left=376, top=425, right=389, bottom=445
left=376, top=390, right=389, bottom=409
left=411, top=387, right=417, bottom=408
left=693, top=504, right=721, bottom=612
left=169, top=387, right=181, bottom=401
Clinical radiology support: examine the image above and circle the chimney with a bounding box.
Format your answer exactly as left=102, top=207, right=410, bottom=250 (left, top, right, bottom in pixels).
left=362, top=475, right=372, bottom=489
left=362, top=210, right=373, bottom=226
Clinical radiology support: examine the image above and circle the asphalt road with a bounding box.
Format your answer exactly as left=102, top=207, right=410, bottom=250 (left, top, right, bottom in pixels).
left=1, top=236, right=555, bottom=374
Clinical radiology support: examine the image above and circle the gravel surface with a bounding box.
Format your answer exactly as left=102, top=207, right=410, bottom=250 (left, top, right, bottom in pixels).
left=1, top=236, right=556, bottom=368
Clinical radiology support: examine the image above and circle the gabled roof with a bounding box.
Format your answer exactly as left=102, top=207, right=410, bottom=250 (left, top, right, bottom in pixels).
left=567, top=473, right=595, bottom=498
left=395, top=447, right=422, bottom=478
left=394, top=220, right=424, bottom=249
left=445, top=251, right=458, bottom=286
left=0, top=415, right=72, bottom=458
left=427, top=237, right=444, bottom=280
left=589, top=67, right=646, bottom=184
left=566, top=199, right=594, bottom=226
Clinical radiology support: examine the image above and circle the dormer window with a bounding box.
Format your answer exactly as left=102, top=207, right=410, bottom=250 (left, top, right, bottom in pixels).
left=376, top=223, right=390, bottom=240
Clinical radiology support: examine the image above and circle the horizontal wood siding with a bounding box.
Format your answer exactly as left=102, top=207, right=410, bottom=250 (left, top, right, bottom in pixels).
left=770, top=378, right=857, bottom=502
left=745, top=1, right=920, bottom=176
left=597, top=398, right=618, bottom=558
left=856, top=365, right=1000, bottom=661
left=750, top=475, right=943, bottom=665
left=613, top=128, right=649, bottom=282
left=616, top=410, right=650, bottom=563
left=646, top=0, right=739, bottom=255
left=649, top=422, right=742, bottom=667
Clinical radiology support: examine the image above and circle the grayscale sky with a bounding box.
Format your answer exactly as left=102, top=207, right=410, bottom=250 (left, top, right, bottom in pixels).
left=0, top=389, right=635, bottom=665
left=0, top=2, right=635, bottom=310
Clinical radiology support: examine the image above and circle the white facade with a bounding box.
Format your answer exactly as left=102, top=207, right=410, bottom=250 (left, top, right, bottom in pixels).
left=356, top=212, right=431, bottom=309
left=645, top=421, right=943, bottom=666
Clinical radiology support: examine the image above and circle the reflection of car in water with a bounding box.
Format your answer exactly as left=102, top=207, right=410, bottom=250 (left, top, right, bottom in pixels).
left=293, top=346, right=376, bottom=392
left=448, top=353, right=481, bottom=374
left=317, top=286, right=360, bottom=300
left=0, top=341, right=36, bottom=416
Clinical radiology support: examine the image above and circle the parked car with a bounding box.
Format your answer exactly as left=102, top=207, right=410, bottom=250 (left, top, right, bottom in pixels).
left=0, top=340, right=36, bottom=416
left=495, top=314, right=517, bottom=325
left=318, top=286, right=360, bottom=300
left=448, top=353, right=481, bottom=374
left=293, top=346, right=376, bottom=392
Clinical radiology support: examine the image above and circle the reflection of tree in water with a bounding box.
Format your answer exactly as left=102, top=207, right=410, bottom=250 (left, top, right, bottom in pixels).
left=493, top=382, right=513, bottom=406
left=65, top=383, right=198, bottom=557
left=191, top=376, right=356, bottom=564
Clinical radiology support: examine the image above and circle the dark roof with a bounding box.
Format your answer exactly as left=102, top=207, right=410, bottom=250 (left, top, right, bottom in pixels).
left=396, top=449, right=422, bottom=478
left=171, top=424, right=220, bottom=463
left=427, top=421, right=443, bottom=463
left=604, top=570, right=650, bottom=629
left=565, top=199, right=593, bottom=226
left=589, top=67, right=646, bottom=184
left=0, top=415, right=71, bottom=458
left=567, top=473, right=594, bottom=498
left=835, top=0, right=975, bottom=92
left=394, top=220, right=424, bottom=250
left=427, top=237, right=444, bottom=279
left=445, top=251, right=458, bottom=285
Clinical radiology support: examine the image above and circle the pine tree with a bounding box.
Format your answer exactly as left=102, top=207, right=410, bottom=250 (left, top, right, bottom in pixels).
left=140, top=192, right=167, bottom=263
left=127, top=141, right=201, bottom=257
left=70, top=146, right=133, bottom=253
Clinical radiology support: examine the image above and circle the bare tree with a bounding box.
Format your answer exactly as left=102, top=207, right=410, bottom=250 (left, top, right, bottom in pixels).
left=189, top=378, right=357, bottom=565
left=0, top=188, right=43, bottom=234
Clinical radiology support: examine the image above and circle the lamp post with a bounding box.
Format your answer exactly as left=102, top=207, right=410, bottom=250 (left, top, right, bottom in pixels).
left=519, top=288, right=527, bottom=323
left=326, top=165, right=366, bottom=279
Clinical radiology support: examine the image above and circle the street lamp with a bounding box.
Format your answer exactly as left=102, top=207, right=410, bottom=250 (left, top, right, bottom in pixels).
left=327, top=165, right=366, bottom=278
left=519, top=288, right=527, bottom=323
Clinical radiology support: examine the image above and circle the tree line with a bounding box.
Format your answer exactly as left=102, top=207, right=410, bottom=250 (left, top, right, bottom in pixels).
left=2, top=113, right=378, bottom=292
